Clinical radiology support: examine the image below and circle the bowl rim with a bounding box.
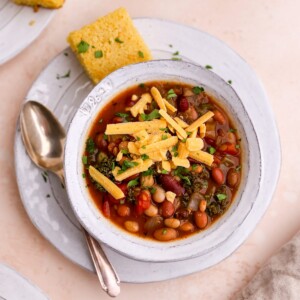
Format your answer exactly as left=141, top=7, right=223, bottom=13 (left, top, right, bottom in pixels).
left=64, top=59, right=262, bottom=263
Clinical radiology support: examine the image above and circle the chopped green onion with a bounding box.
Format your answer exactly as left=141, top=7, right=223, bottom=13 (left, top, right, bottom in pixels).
left=82, top=156, right=88, bottom=165
left=127, top=178, right=139, bottom=187
left=141, top=154, right=149, bottom=161
left=205, top=65, right=213, bottom=69
left=77, top=41, right=90, bottom=53
left=161, top=169, right=168, bottom=174
left=94, top=50, right=103, bottom=58
left=115, top=37, right=124, bottom=43
left=167, top=89, right=177, bottom=99
left=208, top=146, right=216, bottom=155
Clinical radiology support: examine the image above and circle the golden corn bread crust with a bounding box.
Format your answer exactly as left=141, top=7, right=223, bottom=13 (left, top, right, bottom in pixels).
left=13, top=0, right=64, bottom=8
left=67, top=7, right=152, bottom=84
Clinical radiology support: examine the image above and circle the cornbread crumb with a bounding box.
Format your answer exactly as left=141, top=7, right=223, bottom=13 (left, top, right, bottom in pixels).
left=14, top=0, right=64, bottom=8
left=67, top=8, right=152, bottom=84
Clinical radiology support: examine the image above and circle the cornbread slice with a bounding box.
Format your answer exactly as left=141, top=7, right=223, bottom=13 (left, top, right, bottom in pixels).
left=13, top=0, right=64, bottom=8
left=67, top=8, right=152, bottom=84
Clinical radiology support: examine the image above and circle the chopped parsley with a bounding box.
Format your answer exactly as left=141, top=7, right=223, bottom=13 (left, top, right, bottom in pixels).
left=142, top=169, right=153, bottom=176
left=216, top=193, right=227, bottom=201
left=86, top=138, right=95, bottom=154
left=167, top=89, right=177, bottom=99
left=141, top=154, right=149, bottom=161
left=115, top=37, right=124, bottom=43
left=192, top=86, right=205, bottom=94
left=148, top=187, right=157, bottom=194
left=82, top=156, right=88, bottom=165
left=208, top=146, right=216, bottom=155
left=192, top=164, right=198, bottom=170
left=115, top=112, right=129, bottom=118
left=118, top=161, right=139, bottom=174
left=174, top=166, right=191, bottom=185
left=94, top=50, right=103, bottom=58
left=159, top=127, right=168, bottom=132
left=205, top=65, right=213, bottom=69
left=82, top=173, right=86, bottom=178
left=127, top=178, right=139, bottom=187
left=121, top=149, right=129, bottom=154
left=77, top=40, right=90, bottom=53
left=138, top=51, right=144, bottom=58
left=161, top=169, right=168, bottom=174
left=171, top=145, right=178, bottom=157
left=228, top=80, right=232, bottom=84
left=56, top=70, right=71, bottom=80
left=171, top=57, right=182, bottom=61
left=173, top=51, right=179, bottom=55
left=140, top=109, right=160, bottom=121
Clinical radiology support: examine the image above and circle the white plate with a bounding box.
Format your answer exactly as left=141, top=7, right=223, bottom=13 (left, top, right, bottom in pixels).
left=0, top=0, right=55, bottom=65
left=14, top=18, right=281, bottom=283
left=0, top=264, right=48, bottom=300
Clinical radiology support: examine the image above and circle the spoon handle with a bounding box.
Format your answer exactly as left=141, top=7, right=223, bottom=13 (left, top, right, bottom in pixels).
left=83, top=229, right=120, bottom=297
left=55, top=169, right=120, bottom=297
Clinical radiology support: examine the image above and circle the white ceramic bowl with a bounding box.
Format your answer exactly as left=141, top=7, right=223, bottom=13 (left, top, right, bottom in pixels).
left=64, top=60, right=261, bottom=263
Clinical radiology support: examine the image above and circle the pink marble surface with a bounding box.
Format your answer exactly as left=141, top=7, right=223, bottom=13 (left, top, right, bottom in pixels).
left=0, top=0, right=298, bottom=299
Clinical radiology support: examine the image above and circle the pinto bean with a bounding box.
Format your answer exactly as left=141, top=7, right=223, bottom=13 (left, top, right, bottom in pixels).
left=159, top=175, right=185, bottom=196
left=194, top=211, right=208, bottom=229
left=199, top=200, right=207, bottom=212
left=164, top=218, right=180, bottom=229
left=144, top=204, right=158, bottom=217
left=153, top=228, right=178, bottom=241
left=117, top=205, right=130, bottom=217
left=227, top=168, right=240, bottom=187
left=212, top=167, right=224, bottom=185
left=161, top=201, right=175, bottom=218
left=179, top=222, right=194, bottom=232
left=213, top=109, right=226, bottom=125
left=124, top=221, right=139, bottom=233
left=152, top=186, right=166, bottom=203
left=95, top=133, right=108, bottom=150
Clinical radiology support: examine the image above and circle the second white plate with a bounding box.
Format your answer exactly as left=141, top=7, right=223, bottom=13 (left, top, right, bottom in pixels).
left=0, top=1, right=55, bottom=64
left=14, top=18, right=281, bottom=283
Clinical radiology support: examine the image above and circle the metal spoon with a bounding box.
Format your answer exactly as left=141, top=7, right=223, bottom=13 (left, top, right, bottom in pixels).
left=19, top=100, right=120, bottom=297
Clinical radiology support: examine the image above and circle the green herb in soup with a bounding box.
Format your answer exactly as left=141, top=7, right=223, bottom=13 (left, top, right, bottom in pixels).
left=82, top=82, right=242, bottom=242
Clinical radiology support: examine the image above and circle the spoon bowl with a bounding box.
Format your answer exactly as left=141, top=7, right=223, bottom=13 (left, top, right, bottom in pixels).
left=20, top=101, right=65, bottom=182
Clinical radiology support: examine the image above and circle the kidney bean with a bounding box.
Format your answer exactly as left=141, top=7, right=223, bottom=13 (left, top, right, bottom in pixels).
left=104, top=193, right=120, bottom=205
left=117, top=205, right=130, bottom=217
left=159, top=174, right=185, bottom=196
left=95, top=133, right=108, bottom=150
left=126, top=99, right=136, bottom=107
left=227, top=168, right=240, bottom=187
left=194, top=211, right=208, bottom=229
left=213, top=109, right=226, bottom=125
left=153, top=228, right=178, bottom=241
left=178, top=97, right=189, bottom=112
left=175, top=208, right=190, bottom=220
left=124, top=173, right=139, bottom=182
left=161, top=201, right=175, bottom=218
left=116, top=183, right=128, bottom=196
left=184, top=105, right=198, bottom=122
left=102, top=201, right=110, bottom=218
left=212, top=167, right=224, bottom=185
